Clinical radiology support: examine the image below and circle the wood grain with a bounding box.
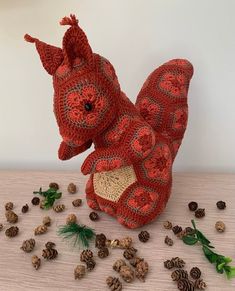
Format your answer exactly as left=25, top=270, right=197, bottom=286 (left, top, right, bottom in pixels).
left=0, top=171, right=234, bottom=291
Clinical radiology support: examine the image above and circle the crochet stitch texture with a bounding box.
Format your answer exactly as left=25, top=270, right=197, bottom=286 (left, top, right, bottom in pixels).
left=25, top=14, right=193, bottom=228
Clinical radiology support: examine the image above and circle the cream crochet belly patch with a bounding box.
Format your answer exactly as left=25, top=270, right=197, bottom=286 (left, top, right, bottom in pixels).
left=93, top=165, right=137, bottom=202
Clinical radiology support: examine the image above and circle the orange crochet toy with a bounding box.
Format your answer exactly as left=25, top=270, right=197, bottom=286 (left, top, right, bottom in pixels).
left=25, top=14, right=193, bottom=228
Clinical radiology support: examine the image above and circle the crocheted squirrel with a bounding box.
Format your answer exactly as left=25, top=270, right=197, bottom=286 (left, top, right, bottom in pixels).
left=25, top=15, right=193, bottom=228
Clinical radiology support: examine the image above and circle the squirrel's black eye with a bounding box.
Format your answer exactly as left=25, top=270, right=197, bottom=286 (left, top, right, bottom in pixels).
left=84, top=102, right=93, bottom=111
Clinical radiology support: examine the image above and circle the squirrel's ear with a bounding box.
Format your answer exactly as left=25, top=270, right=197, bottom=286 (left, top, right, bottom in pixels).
left=60, top=14, right=94, bottom=67
left=24, top=34, right=63, bottom=75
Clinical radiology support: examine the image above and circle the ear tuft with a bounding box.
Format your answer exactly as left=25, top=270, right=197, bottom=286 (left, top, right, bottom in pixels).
left=24, top=34, right=37, bottom=43
left=60, top=14, right=78, bottom=26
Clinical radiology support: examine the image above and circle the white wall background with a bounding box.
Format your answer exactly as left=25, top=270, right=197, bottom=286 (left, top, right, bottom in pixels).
left=0, top=0, right=235, bottom=172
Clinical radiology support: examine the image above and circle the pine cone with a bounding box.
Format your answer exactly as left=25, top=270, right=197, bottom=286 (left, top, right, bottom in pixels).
left=123, top=247, right=137, bottom=260
left=129, top=257, right=144, bottom=268
left=34, top=225, right=47, bottom=235
left=42, top=216, right=51, bottom=226
left=66, top=213, right=77, bottom=224
left=86, top=258, right=96, bottom=271
left=42, top=248, right=58, bottom=260
left=165, top=235, right=174, bottom=246
left=21, top=204, right=29, bottom=213
left=89, top=211, right=99, bottom=221
left=72, top=198, right=82, bottom=207
left=31, top=197, right=40, bottom=206
left=215, top=221, right=226, bottom=232
left=74, top=265, right=86, bottom=279
left=190, top=267, right=201, bottom=279
left=194, top=279, right=207, bottom=290
left=98, top=247, right=109, bottom=258
left=216, top=200, right=226, bottom=210
left=106, top=239, right=120, bottom=248
left=119, top=236, right=132, bottom=249
left=45, top=241, right=56, bottom=249
left=5, top=210, right=18, bottom=223
left=21, top=238, right=35, bottom=252
left=171, top=257, right=185, bottom=268
left=177, top=229, right=187, bottom=240
left=119, top=265, right=135, bottom=283
left=95, top=233, right=107, bottom=249
left=32, top=255, right=41, bottom=270
left=113, top=259, right=126, bottom=272
left=5, top=202, right=13, bottom=211
left=135, top=260, right=149, bottom=282
left=138, top=230, right=150, bottom=242
left=171, top=269, right=188, bottom=281
left=172, top=225, right=183, bottom=235
left=80, top=249, right=93, bottom=262
left=195, top=208, right=205, bottom=218
left=185, top=227, right=195, bottom=236
left=163, top=220, right=173, bottom=230
left=188, top=201, right=198, bottom=211
left=49, top=182, right=59, bottom=190
left=53, top=204, right=65, bottom=213
left=68, top=182, right=77, bottom=194
left=5, top=226, right=19, bottom=237
left=178, top=279, right=195, bottom=291
left=164, top=260, right=174, bottom=269
left=106, top=276, right=122, bottom=291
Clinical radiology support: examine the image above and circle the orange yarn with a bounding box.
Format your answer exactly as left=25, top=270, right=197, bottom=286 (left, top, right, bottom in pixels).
left=25, top=15, right=193, bottom=228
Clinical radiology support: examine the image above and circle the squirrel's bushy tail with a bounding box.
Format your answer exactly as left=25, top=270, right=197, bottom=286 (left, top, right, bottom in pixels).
left=135, top=59, right=193, bottom=160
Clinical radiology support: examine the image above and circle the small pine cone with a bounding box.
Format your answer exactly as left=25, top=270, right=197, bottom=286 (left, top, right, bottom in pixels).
left=0, top=223, right=3, bottom=231
left=21, top=204, right=29, bottom=213
left=89, top=211, right=99, bottom=221
left=72, top=198, right=82, bottom=207
left=216, top=200, right=226, bottom=210
left=67, top=183, right=77, bottom=194
left=178, top=279, right=195, bottom=291
left=49, top=182, right=59, bottom=190
left=21, top=238, right=36, bottom=252
left=119, top=236, right=133, bottom=249
left=123, top=247, right=137, bottom=260
left=45, top=241, right=56, bottom=249
left=32, top=255, right=41, bottom=270
left=190, top=267, right=201, bottom=279
left=5, top=226, right=19, bottom=237
left=185, top=227, right=195, bottom=236
left=34, top=225, right=47, bottom=235
left=164, top=260, right=174, bottom=269
left=172, top=257, right=186, bottom=268
left=98, top=247, right=109, bottom=258
left=5, top=210, right=18, bottom=223
left=42, top=248, right=58, bottom=260
left=188, top=201, right=198, bottom=211
left=195, top=208, right=205, bottom=218
left=113, top=259, right=126, bottom=272
left=171, top=269, right=188, bottom=281
left=138, top=230, right=150, bottom=242
left=31, top=197, right=40, bottom=206
left=215, top=221, right=226, bottom=233
left=172, top=225, right=183, bottom=235
left=86, top=258, right=96, bottom=271
left=136, top=260, right=149, bottom=282
left=95, top=233, right=107, bottom=249
left=106, top=276, right=122, bottom=291
left=165, top=235, right=174, bottom=246
left=129, top=257, right=144, bottom=268
left=177, top=229, right=187, bottom=240
left=5, top=202, right=14, bottom=211
left=66, top=213, right=77, bottom=224
left=74, top=265, right=86, bottom=280
left=163, top=220, right=173, bottom=230
left=194, top=279, right=207, bottom=290
left=42, top=216, right=51, bottom=226
left=119, top=265, right=135, bottom=283
left=53, top=204, right=65, bottom=213
left=80, top=249, right=93, bottom=262
left=106, top=239, right=120, bottom=248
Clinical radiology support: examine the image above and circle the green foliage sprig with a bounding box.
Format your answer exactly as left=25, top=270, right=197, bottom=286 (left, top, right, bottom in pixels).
left=33, top=187, right=62, bottom=209
left=57, top=222, right=95, bottom=249
left=183, top=220, right=235, bottom=279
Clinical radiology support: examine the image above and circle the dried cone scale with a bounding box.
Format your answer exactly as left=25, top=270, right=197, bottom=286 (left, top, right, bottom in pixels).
left=34, top=225, right=47, bottom=235
left=21, top=238, right=36, bottom=253
left=106, top=276, right=122, bottom=291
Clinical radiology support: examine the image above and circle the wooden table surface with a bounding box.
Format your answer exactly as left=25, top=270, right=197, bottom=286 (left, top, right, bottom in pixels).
left=0, top=171, right=234, bottom=291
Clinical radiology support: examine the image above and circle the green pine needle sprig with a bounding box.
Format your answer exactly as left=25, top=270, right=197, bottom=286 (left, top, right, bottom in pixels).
left=57, top=222, right=95, bottom=249
left=183, top=219, right=235, bottom=279
left=33, top=187, right=62, bottom=209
